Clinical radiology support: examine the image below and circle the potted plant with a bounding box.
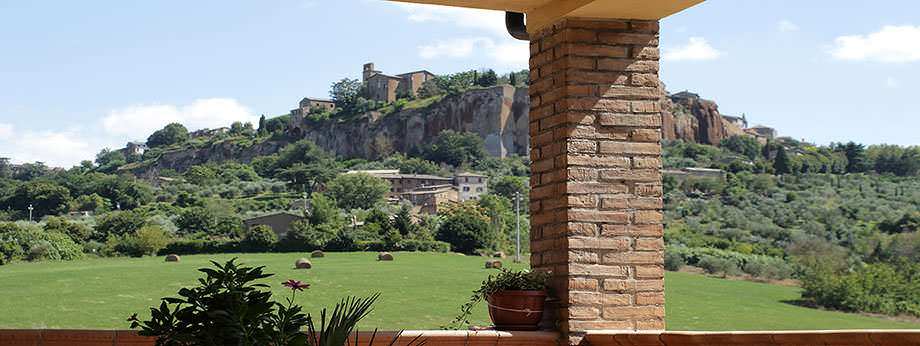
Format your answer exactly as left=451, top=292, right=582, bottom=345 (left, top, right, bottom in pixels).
left=449, top=269, right=551, bottom=331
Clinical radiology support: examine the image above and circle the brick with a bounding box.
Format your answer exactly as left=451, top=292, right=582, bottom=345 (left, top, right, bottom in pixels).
left=598, top=113, right=661, bottom=127
left=633, top=210, right=663, bottom=224
left=605, top=293, right=632, bottom=306
left=600, top=196, right=628, bottom=210
left=632, top=73, right=661, bottom=87
left=568, top=210, right=630, bottom=224
left=562, top=43, right=629, bottom=58
left=568, top=194, right=597, bottom=209
left=633, top=46, right=661, bottom=60
left=567, top=140, right=598, bottom=153
left=567, top=167, right=599, bottom=182
left=630, top=100, right=661, bottom=113
left=603, top=306, right=665, bottom=320
left=566, top=19, right=630, bottom=31
left=602, top=251, right=662, bottom=265
left=597, top=58, right=659, bottom=73
left=630, top=128, right=662, bottom=142
left=567, top=71, right=630, bottom=86
left=630, top=21, right=660, bottom=33
left=636, top=292, right=665, bottom=306
left=570, top=264, right=628, bottom=277
left=635, top=183, right=663, bottom=197
left=569, top=277, right=599, bottom=291
left=569, top=250, right=599, bottom=264
left=598, top=86, right=660, bottom=100
left=567, top=222, right=598, bottom=237
left=635, top=319, right=666, bottom=330
left=567, top=320, right=634, bottom=331
left=598, top=142, right=661, bottom=155
left=632, top=157, right=661, bottom=169
left=597, top=32, right=659, bottom=46
left=567, top=155, right=631, bottom=168
left=567, top=306, right=601, bottom=320
left=627, top=224, right=664, bottom=237
left=636, top=265, right=665, bottom=279
left=600, top=169, right=659, bottom=182
left=569, top=292, right=602, bottom=305
left=629, top=197, right=663, bottom=210
left=635, top=239, right=665, bottom=252
left=566, top=182, right=629, bottom=194
left=569, top=237, right=631, bottom=251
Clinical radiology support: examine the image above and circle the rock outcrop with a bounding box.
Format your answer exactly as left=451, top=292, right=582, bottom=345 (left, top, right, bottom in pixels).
left=662, top=91, right=746, bottom=145
left=291, top=85, right=529, bottom=159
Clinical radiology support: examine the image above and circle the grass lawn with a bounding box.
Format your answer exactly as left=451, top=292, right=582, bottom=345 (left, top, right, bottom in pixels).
left=0, top=252, right=915, bottom=330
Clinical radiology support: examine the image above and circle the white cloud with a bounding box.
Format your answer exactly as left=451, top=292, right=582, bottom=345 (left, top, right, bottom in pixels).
left=0, top=124, right=95, bottom=168
left=663, top=37, right=722, bottom=62
left=830, top=25, right=920, bottom=63
left=777, top=20, right=800, bottom=33
left=418, top=37, right=528, bottom=67
left=101, top=98, right=256, bottom=140
left=394, top=3, right=527, bottom=68
left=886, top=77, right=900, bottom=88
left=394, top=3, right=506, bottom=36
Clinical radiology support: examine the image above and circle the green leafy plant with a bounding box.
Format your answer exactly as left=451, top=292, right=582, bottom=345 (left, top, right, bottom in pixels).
left=129, top=258, right=425, bottom=346
left=446, top=269, right=549, bottom=329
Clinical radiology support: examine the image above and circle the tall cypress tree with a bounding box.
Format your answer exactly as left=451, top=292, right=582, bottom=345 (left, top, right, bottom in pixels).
left=774, top=146, right=791, bottom=175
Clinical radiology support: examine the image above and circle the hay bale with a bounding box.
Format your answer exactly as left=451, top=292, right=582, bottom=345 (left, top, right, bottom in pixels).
left=485, top=259, right=503, bottom=269
left=311, top=250, right=325, bottom=258
left=164, top=254, right=180, bottom=262
left=377, top=252, right=394, bottom=261
left=294, top=258, right=312, bottom=269
left=492, top=251, right=506, bottom=258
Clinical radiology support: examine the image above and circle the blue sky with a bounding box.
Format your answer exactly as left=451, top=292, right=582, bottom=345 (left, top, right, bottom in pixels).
left=0, top=0, right=918, bottom=167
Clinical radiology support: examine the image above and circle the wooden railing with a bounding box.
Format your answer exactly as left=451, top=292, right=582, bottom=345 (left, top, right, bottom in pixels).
left=3, top=329, right=920, bottom=345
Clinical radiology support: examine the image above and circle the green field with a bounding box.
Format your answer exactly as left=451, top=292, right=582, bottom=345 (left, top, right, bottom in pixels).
left=0, top=252, right=915, bottom=330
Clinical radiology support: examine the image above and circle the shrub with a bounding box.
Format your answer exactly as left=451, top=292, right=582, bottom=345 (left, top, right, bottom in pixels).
left=697, top=255, right=741, bottom=277
left=242, top=225, right=278, bottom=252
left=800, top=261, right=920, bottom=317
left=0, top=222, right=82, bottom=264
left=94, top=210, right=147, bottom=240
left=664, top=251, right=686, bottom=271
left=436, top=203, right=494, bottom=254
left=158, top=239, right=241, bottom=255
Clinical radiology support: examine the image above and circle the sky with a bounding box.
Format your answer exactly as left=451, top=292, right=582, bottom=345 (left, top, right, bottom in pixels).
left=0, top=0, right=918, bottom=167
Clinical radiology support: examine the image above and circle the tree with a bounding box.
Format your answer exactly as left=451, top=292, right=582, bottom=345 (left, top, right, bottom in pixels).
left=720, top=135, right=761, bottom=160
left=176, top=207, right=218, bottom=235
left=325, top=173, right=391, bottom=210
left=94, top=210, right=147, bottom=240
left=330, top=78, right=362, bottom=108
left=94, top=175, right=154, bottom=210
left=773, top=146, right=792, bottom=175
left=837, top=141, right=869, bottom=173
left=243, top=225, right=277, bottom=251
left=475, top=69, right=498, bottom=87
left=392, top=204, right=419, bottom=236
left=0, top=157, right=12, bottom=179
left=4, top=181, right=71, bottom=218
left=307, top=193, right=342, bottom=226
left=257, top=114, right=267, bottom=135
left=185, top=165, right=219, bottom=186
left=278, top=161, right=337, bottom=194
left=436, top=202, right=494, bottom=254
left=489, top=175, right=528, bottom=201
left=229, top=121, right=255, bottom=136
left=94, top=149, right=127, bottom=173
left=147, top=123, right=189, bottom=148
left=423, top=130, right=487, bottom=167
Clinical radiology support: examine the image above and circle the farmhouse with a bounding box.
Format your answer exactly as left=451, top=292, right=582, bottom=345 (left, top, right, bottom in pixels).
left=242, top=212, right=303, bottom=238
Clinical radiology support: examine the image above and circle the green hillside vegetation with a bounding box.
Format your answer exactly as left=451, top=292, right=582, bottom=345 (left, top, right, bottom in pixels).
left=0, top=253, right=916, bottom=330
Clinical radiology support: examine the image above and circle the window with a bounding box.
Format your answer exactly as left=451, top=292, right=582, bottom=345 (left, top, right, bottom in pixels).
left=476, top=187, right=483, bottom=192
left=463, top=186, right=470, bottom=192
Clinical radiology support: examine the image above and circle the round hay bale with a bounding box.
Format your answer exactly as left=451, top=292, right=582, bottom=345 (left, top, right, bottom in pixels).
left=492, top=251, right=506, bottom=258
left=294, top=258, right=312, bottom=269
left=311, top=250, right=325, bottom=258
left=377, top=252, right=394, bottom=261
left=164, top=254, right=180, bottom=262
left=485, top=259, right=503, bottom=269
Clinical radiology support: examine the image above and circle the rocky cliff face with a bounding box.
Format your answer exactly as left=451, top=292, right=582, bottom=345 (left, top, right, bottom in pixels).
left=661, top=91, right=746, bottom=145
left=292, top=85, right=529, bottom=159
left=128, top=83, right=762, bottom=176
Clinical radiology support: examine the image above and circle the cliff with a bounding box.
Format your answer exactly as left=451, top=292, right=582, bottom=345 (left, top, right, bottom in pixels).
left=291, top=85, right=529, bottom=159
left=125, top=83, right=769, bottom=176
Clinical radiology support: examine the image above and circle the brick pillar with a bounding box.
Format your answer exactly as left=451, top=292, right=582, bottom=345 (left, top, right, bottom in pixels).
left=528, top=18, right=664, bottom=344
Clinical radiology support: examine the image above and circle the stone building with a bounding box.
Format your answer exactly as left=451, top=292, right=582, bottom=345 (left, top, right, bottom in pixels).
left=362, top=63, right=436, bottom=103
left=243, top=212, right=304, bottom=239
left=400, top=185, right=459, bottom=214
left=123, top=142, right=148, bottom=156
left=745, top=125, right=777, bottom=140
left=454, top=172, right=488, bottom=201
left=291, top=97, right=335, bottom=117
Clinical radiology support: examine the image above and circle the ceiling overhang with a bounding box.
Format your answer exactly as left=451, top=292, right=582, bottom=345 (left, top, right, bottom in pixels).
left=389, top=0, right=704, bottom=33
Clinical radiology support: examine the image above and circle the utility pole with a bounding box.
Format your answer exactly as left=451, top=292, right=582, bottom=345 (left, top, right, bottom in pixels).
left=27, top=204, right=33, bottom=222
left=514, top=191, right=521, bottom=263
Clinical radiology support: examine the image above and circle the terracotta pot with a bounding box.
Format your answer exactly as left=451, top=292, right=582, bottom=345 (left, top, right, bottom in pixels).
left=486, top=290, right=547, bottom=331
